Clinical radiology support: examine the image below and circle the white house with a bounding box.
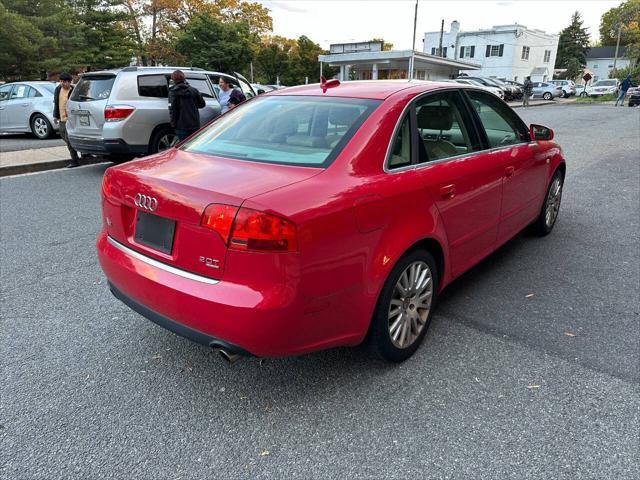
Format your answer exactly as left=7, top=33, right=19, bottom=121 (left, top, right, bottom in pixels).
left=585, top=46, right=630, bottom=81
left=318, top=41, right=480, bottom=81
left=423, top=22, right=559, bottom=82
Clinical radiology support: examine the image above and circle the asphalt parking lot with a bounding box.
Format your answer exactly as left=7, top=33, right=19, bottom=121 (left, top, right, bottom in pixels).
left=0, top=133, right=64, bottom=153
left=1, top=104, right=638, bottom=479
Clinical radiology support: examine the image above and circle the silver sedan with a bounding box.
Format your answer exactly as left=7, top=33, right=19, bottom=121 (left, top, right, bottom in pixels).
left=0, top=81, right=60, bottom=139
left=531, top=82, right=564, bottom=100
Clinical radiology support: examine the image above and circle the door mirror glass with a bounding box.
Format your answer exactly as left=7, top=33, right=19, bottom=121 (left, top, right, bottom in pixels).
left=530, top=124, right=554, bottom=141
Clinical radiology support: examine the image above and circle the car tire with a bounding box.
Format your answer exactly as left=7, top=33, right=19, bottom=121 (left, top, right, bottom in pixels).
left=368, top=249, right=439, bottom=362
left=150, top=127, right=177, bottom=154
left=531, top=169, right=564, bottom=236
left=543, top=92, right=553, bottom=100
left=30, top=114, right=53, bottom=139
left=109, top=154, right=136, bottom=164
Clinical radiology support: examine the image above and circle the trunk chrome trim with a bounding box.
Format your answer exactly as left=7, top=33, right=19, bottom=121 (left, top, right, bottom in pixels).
left=107, top=236, right=220, bottom=285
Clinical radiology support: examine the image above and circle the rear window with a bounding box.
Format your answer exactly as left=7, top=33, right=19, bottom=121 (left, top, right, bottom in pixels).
left=70, top=75, right=115, bottom=102
left=182, top=96, right=381, bottom=167
left=595, top=80, right=616, bottom=86
left=40, top=84, right=56, bottom=94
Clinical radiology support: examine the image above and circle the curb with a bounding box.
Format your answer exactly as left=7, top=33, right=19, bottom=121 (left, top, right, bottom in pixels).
left=0, top=156, right=107, bottom=177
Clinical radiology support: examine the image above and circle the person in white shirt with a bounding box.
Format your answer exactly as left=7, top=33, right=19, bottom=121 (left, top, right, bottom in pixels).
left=218, top=77, right=233, bottom=114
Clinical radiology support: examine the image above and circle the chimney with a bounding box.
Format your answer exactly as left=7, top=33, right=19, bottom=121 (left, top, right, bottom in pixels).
left=450, top=20, right=460, bottom=34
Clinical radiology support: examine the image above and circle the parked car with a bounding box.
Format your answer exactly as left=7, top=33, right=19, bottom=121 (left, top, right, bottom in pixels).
left=580, top=79, right=619, bottom=97
left=251, top=83, right=277, bottom=94
left=0, top=81, right=59, bottom=139
left=627, top=87, right=640, bottom=107
left=453, top=79, right=504, bottom=98
left=97, top=80, right=566, bottom=363
left=531, top=82, right=563, bottom=100
left=490, top=77, right=522, bottom=100
left=65, top=66, right=256, bottom=162
left=458, top=76, right=512, bottom=100
left=549, top=79, right=576, bottom=98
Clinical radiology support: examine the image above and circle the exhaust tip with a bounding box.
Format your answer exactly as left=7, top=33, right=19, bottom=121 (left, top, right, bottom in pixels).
left=214, top=347, right=241, bottom=365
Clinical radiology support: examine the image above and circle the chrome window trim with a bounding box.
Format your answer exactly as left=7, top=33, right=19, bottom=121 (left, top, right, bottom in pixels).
left=383, top=86, right=529, bottom=174
left=107, top=236, right=220, bottom=285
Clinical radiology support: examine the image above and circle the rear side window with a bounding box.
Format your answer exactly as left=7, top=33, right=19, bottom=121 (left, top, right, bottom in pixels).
left=0, top=84, right=12, bottom=101
left=183, top=96, right=381, bottom=167
left=415, top=91, right=480, bottom=162
left=138, top=74, right=169, bottom=97
left=71, top=75, right=115, bottom=102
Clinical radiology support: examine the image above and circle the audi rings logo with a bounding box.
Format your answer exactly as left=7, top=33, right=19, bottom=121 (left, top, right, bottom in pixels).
left=134, top=193, right=158, bottom=212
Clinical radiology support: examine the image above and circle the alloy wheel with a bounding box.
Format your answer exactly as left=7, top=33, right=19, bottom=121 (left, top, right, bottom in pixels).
left=158, top=133, right=177, bottom=151
left=545, top=176, right=563, bottom=228
left=388, top=261, right=433, bottom=349
left=33, top=117, right=49, bottom=138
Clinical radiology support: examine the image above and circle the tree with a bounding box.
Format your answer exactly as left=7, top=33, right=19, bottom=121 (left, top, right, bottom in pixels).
left=175, top=13, right=254, bottom=73
left=370, top=38, right=394, bottom=51
left=600, top=0, right=640, bottom=63
left=555, top=12, right=591, bottom=72
left=0, top=3, right=44, bottom=79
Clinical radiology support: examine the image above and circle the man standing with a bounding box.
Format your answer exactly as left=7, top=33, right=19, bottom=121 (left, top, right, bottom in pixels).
left=53, top=72, right=80, bottom=168
left=218, top=77, right=233, bottom=114
left=168, top=70, right=206, bottom=141
left=614, top=74, right=632, bottom=106
left=522, top=76, right=533, bottom=107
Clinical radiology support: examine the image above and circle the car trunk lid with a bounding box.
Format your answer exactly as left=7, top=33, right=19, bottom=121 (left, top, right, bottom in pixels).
left=102, top=149, right=321, bottom=279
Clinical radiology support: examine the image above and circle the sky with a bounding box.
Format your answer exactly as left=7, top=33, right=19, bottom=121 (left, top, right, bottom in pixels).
left=260, top=0, right=622, bottom=49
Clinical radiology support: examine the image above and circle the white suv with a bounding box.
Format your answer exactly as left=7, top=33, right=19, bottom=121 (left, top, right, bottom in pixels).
left=66, top=67, right=255, bottom=161
left=581, top=79, right=619, bottom=97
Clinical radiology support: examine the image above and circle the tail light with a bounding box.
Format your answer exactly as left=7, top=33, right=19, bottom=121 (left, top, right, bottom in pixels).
left=101, top=171, right=112, bottom=197
left=105, top=105, right=135, bottom=122
left=201, top=204, right=298, bottom=252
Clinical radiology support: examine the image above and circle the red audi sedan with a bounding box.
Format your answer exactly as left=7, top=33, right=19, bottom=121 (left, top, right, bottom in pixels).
left=97, top=80, right=565, bottom=362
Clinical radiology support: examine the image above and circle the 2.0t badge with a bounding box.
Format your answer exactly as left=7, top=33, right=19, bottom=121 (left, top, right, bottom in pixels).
left=134, top=193, right=158, bottom=212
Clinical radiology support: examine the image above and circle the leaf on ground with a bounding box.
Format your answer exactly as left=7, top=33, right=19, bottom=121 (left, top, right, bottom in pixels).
left=527, top=384, right=540, bottom=389
left=564, top=331, right=576, bottom=337
left=259, top=449, right=270, bottom=457
left=525, top=293, right=535, bottom=298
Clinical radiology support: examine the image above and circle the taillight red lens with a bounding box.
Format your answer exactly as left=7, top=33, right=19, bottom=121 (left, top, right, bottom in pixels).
left=104, top=105, right=135, bottom=122
left=229, top=207, right=298, bottom=252
left=101, top=171, right=112, bottom=197
left=201, top=204, right=239, bottom=243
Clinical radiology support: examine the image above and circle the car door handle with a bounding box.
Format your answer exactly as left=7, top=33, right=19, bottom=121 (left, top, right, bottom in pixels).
left=505, top=166, right=515, bottom=177
left=439, top=184, right=456, bottom=199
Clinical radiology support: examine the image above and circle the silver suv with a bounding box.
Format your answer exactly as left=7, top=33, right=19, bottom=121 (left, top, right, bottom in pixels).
left=66, top=67, right=255, bottom=161
left=549, top=80, right=576, bottom=98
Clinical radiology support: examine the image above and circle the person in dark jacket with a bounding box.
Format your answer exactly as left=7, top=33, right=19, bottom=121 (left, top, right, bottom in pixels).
left=522, top=76, right=534, bottom=107
left=53, top=72, right=81, bottom=168
left=615, top=74, right=632, bottom=106
left=168, top=70, right=206, bottom=141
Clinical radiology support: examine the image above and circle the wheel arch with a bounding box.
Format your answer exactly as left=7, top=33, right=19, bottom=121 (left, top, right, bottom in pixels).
left=148, top=122, right=174, bottom=151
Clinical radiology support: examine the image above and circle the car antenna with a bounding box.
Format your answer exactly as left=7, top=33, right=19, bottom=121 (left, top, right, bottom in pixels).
left=320, top=75, right=340, bottom=93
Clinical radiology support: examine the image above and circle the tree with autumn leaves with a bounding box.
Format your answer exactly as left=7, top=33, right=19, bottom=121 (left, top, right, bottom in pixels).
left=0, top=0, right=335, bottom=84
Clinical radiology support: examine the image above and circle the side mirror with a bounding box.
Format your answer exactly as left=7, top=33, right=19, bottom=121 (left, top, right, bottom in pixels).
left=530, top=124, right=554, bottom=141
left=257, top=88, right=265, bottom=95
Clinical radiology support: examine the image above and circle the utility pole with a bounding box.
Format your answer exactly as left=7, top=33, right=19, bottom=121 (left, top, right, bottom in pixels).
left=613, top=24, right=622, bottom=71
left=410, top=0, right=418, bottom=80
left=438, top=19, right=444, bottom=57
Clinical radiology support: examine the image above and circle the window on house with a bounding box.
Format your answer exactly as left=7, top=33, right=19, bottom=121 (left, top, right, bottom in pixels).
left=442, top=47, right=447, bottom=57
left=593, top=64, right=599, bottom=68
left=431, top=47, right=436, bottom=55
left=460, top=46, right=475, bottom=58
left=486, top=44, right=504, bottom=57
left=521, top=46, right=530, bottom=60
left=543, top=50, right=551, bottom=63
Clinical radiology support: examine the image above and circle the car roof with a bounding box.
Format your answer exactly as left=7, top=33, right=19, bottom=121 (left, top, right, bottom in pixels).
left=81, top=67, right=230, bottom=77
left=268, top=80, right=451, bottom=100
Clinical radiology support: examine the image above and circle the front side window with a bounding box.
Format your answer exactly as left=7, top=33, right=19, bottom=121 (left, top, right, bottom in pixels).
left=185, top=78, right=214, bottom=98
left=183, top=96, right=380, bottom=167
left=415, top=91, right=479, bottom=162
left=0, top=84, right=12, bottom=101
left=466, top=90, right=529, bottom=148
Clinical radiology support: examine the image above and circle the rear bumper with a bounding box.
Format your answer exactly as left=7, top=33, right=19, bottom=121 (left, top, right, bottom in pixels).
left=96, top=231, right=335, bottom=357
left=109, top=282, right=253, bottom=356
left=69, top=136, right=148, bottom=156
